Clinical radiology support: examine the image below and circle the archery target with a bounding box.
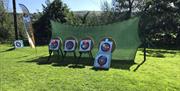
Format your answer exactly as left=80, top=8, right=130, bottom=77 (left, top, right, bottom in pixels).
left=64, top=40, right=76, bottom=51
left=49, top=39, right=60, bottom=51
left=99, top=41, right=113, bottom=53
left=94, top=54, right=112, bottom=69
left=97, top=56, right=107, bottom=66
left=14, top=40, right=24, bottom=48
left=79, top=40, right=92, bottom=52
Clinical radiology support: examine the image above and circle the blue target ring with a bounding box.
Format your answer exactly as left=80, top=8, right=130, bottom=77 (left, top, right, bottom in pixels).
left=101, top=43, right=111, bottom=52
left=66, top=41, right=74, bottom=50
left=98, top=56, right=107, bottom=66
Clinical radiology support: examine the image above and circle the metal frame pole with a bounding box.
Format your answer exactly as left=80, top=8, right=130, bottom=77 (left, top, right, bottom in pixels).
left=12, top=0, right=18, bottom=40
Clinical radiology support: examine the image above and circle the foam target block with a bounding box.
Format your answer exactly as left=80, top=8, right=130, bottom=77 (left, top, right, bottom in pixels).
left=79, top=40, right=92, bottom=52
left=94, top=38, right=114, bottom=69
left=14, top=40, right=24, bottom=48
left=64, top=40, right=76, bottom=51
left=94, top=54, right=112, bottom=69
left=49, top=39, right=60, bottom=51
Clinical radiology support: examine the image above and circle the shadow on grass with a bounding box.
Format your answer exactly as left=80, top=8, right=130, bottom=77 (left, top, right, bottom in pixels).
left=23, top=55, right=136, bottom=70
left=0, top=47, right=15, bottom=53
left=140, top=49, right=178, bottom=58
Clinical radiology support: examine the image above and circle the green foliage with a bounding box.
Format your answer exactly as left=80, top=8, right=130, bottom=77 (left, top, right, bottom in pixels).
left=139, top=0, right=180, bottom=48
left=0, top=4, right=14, bottom=43
left=33, top=0, right=76, bottom=45
left=100, top=0, right=145, bottom=24
left=0, top=2, right=26, bottom=43
left=0, top=44, right=180, bottom=90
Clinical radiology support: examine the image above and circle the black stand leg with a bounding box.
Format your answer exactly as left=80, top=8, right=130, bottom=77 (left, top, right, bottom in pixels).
left=60, top=49, right=64, bottom=57
left=48, top=50, right=52, bottom=62
left=62, top=51, right=67, bottom=61
left=73, top=52, right=77, bottom=58
left=77, top=52, right=82, bottom=64
left=89, top=51, right=93, bottom=60
left=89, top=51, right=94, bottom=64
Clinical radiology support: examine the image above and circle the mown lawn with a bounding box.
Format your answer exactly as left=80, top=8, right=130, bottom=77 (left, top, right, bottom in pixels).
left=0, top=44, right=180, bottom=91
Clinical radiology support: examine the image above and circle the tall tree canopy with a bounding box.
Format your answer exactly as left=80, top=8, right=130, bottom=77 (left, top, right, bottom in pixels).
left=33, top=0, right=76, bottom=44
left=139, top=0, right=180, bottom=48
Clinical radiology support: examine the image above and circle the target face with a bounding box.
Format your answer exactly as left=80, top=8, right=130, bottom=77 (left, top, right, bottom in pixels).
left=81, top=40, right=90, bottom=49
left=94, top=54, right=112, bottom=69
left=79, top=40, right=92, bottom=51
left=14, top=40, right=24, bottom=48
left=66, top=41, right=74, bottom=49
left=97, top=56, right=107, bottom=66
left=64, top=40, right=76, bottom=51
left=16, top=42, right=22, bottom=47
left=101, top=43, right=111, bottom=52
left=49, top=39, right=60, bottom=51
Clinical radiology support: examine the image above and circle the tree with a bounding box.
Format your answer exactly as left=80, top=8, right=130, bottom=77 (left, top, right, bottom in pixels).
left=139, top=0, right=180, bottom=48
left=33, top=0, right=75, bottom=45
left=112, top=0, right=145, bottom=19
left=0, top=2, right=14, bottom=43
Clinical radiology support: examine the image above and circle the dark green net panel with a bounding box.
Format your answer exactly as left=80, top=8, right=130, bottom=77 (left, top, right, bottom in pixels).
left=51, top=17, right=141, bottom=61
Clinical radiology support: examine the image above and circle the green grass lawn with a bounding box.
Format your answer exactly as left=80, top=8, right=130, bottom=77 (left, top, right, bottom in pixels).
left=0, top=44, right=180, bottom=91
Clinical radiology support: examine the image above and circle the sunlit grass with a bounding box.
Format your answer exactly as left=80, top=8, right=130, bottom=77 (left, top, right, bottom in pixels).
left=0, top=44, right=180, bottom=91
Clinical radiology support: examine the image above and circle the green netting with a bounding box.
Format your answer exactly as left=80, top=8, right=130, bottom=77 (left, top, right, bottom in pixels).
left=51, top=17, right=141, bottom=60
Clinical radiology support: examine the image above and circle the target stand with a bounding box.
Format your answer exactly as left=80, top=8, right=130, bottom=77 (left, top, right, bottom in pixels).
left=77, top=37, right=94, bottom=64
left=62, top=37, right=78, bottom=62
left=48, top=38, right=63, bottom=62
left=93, top=37, right=116, bottom=70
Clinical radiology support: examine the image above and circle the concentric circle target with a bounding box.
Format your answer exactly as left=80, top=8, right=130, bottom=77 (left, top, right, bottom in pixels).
left=81, top=40, right=90, bottom=50
left=101, top=43, right=111, bottom=52
left=16, top=42, right=22, bottom=47
left=51, top=40, right=59, bottom=49
left=66, top=41, right=74, bottom=50
left=98, top=56, right=107, bottom=66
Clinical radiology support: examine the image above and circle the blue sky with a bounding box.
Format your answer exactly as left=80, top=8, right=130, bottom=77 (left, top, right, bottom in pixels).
left=7, top=0, right=112, bottom=13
